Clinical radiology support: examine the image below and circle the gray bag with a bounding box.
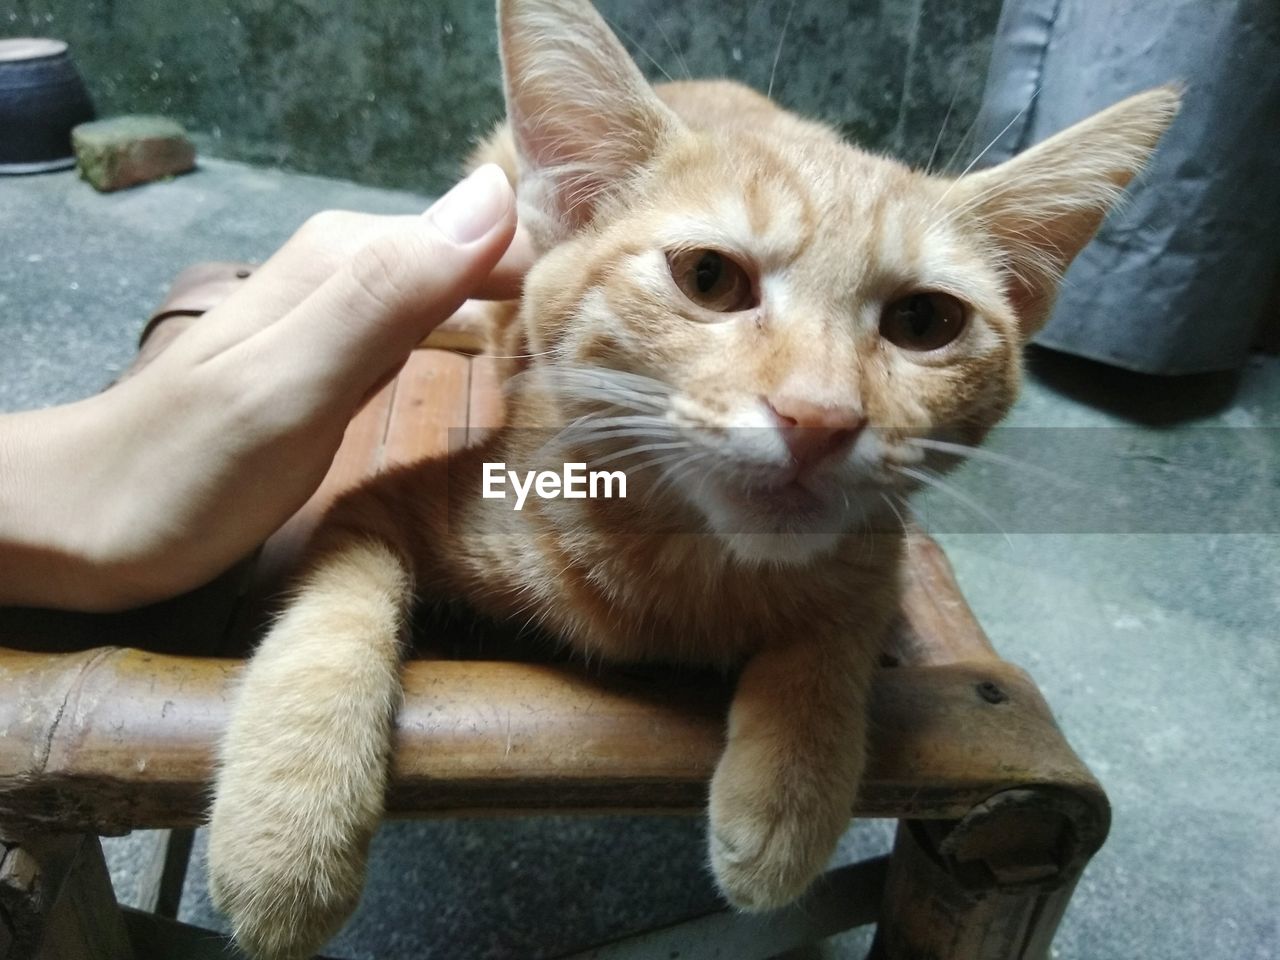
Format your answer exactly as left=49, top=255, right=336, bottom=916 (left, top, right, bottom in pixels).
left=972, top=0, right=1280, bottom=374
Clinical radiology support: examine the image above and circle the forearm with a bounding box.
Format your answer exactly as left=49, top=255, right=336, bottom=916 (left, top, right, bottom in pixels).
left=0, top=396, right=116, bottom=610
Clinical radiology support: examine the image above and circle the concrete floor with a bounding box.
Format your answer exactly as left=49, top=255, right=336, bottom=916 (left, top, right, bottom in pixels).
left=1, top=161, right=1276, bottom=959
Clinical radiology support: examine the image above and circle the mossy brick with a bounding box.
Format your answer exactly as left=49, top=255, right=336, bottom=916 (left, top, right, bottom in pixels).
left=72, top=115, right=196, bottom=193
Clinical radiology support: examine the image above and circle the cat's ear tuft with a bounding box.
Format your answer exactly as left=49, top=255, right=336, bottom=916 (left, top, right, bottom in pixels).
left=498, top=0, right=680, bottom=241
left=953, top=85, right=1181, bottom=336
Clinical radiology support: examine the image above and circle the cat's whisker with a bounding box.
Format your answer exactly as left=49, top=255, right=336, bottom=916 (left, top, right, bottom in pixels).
left=475, top=349, right=558, bottom=361
left=625, top=450, right=699, bottom=476
left=653, top=16, right=692, bottom=81
left=903, top=436, right=1081, bottom=488
left=645, top=449, right=713, bottom=505
left=558, top=411, right=665, bottom=430
left=938, top=103, right=983, bottom=178
left=546, top=432, right=678, bottom=465
left=766, top=0, right=798, bottom=100
left=956, top=93, right=1039, bottom=179
left=558, top=394, right=668, bottom=417
left=648, top=448, right=705, bottom=487
left=559, top=426, right=677, bottom=446
left=584, top=440, right=691, bottom=469
left=891, top=464, right=1014, bottom=548
left=546, top=363, right=674, bottom=409
left=692, top=453, right=719, bottom=504
left=633, top=454, right=711, bottom=511
left=928, top=92, right=1039, bottom=215
left=924, top=71, right=965, bottom=176
left=602, top=14, right=675, bottom=83
left=537, top=415, right=677, bottom=465
left=554, top=413, right=673, bottom=437
left=878, top=491, right=909, bottom=534
left=551, top=412, right=677, bottom=446
left=558, top=363, right=673, bottom=396
left=548, top=378, right=670, bottom=413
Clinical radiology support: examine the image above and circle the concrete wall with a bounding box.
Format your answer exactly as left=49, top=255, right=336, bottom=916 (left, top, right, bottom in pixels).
left=8, top=0, right=1000, bottom=193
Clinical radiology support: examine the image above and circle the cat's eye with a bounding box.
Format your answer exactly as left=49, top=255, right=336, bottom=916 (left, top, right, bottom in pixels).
left=880, top=292, right=966, bottom=351
left=668, top=249, right=756, bottom=313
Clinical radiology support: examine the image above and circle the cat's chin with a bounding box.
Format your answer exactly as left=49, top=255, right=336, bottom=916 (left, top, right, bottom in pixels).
left=716, top=531, right=844, bottom=567
left=690, top=482, right=852, bottom=566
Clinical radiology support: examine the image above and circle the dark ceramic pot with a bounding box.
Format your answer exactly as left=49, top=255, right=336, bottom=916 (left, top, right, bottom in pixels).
left=0, top=38, right=95, bottom=174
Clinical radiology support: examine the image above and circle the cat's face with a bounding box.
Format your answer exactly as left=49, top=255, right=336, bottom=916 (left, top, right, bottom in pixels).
left=523, top=121, right=1021, bottom=561
left=500, top=0, right=1177, bottom=564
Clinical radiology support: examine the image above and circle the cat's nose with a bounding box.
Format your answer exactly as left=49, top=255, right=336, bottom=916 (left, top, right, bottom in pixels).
left=765, top=396, right=867, bottom=470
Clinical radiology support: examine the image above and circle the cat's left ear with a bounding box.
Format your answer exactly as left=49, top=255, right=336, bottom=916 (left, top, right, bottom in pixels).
left=498, top=0, right=682, bottom=243
left=953, top=86, right=1181, bottom=337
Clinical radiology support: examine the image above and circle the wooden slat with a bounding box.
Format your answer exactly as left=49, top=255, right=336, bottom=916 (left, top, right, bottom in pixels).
left=466, top=355, right=506, bottom=445
left=381, top=349, right=471, bottom=468
left=0, top=650, right=1102, bottom=833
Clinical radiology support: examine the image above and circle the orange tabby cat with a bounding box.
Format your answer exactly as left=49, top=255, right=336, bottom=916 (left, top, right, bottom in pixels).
left=207, top=0, right=1178, bottom=955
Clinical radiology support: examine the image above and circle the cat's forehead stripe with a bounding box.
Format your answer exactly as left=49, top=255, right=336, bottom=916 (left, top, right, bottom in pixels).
left=656, top=187, right=805, bottom=264
left=698, top=166, right=811, bottom=260
left=742, top=174, right=772, bottom=236
left=871, top=202, right=911, bottom=279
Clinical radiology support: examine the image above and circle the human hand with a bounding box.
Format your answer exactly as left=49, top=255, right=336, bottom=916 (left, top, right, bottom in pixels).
left=0, top=164, right=532, bottom=611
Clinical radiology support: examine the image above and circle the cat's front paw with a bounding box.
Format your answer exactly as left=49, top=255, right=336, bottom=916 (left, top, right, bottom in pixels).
left=707, top=759, right=851, bottom=911
left=208, top=761, right=373, bottom=959
left=707, top=806, right=829, bottom=911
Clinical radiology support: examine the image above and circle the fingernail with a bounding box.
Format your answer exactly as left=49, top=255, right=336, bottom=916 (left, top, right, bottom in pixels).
left=429, top=164, right=511, bottom=244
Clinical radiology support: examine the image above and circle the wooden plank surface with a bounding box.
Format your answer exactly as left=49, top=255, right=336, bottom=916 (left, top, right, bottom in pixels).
left=466, top=356, right=506, bottom=444
left=381, top=350, right=471, bottom=468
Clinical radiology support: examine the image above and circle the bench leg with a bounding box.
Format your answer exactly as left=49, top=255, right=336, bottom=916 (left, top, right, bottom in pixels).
left=1, top=833, right=134, bottom=960
left=134, top=830, right=195, bottom=920
left=869, top=819, right=1084, bottom=960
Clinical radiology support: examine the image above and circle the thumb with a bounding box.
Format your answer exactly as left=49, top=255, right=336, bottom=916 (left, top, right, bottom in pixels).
left=264, top=164, right=517, bottom=399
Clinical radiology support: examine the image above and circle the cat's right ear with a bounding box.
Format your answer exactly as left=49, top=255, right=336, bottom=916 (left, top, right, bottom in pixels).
left=498, top=0, right=680, bottom=242
left=952, top=86, right=1181, bottom=337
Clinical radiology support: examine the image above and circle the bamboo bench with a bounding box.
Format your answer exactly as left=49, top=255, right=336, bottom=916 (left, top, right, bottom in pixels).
left=0, top=294, right=1109, bottom=960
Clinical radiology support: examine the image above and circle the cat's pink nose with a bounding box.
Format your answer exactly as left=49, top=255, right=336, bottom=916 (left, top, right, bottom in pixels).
left=766, top=396, right=867, bottom=470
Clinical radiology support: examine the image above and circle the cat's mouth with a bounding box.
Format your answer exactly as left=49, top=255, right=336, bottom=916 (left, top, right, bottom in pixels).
left=720, top=477, right=826, bottom=518
left=727, top=476, right=814, bottom=506
left=686, top=464, right=877, bottom=564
